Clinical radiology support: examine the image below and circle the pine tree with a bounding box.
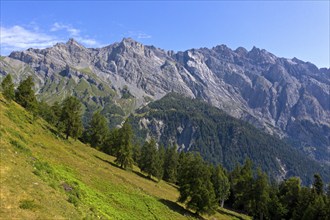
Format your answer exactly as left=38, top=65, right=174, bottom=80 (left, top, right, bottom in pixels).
left=267, top=186, right=287, bottom=219
left=86, top=111, right=109, bottom=149
left=292, top=187, right=315, bottom=220
left=114, top=120, right=133, bottom=169
left=252, top=168, right=270, bottom=220
left=59, top=96, right=83, bottom=140
left=155, top=145, right=165, bottom=181
left=139, top=138, right=159, bottom=179
left=163, top=145, right=179, bottom=183
left=278, top=177, right=301, bottom=219
left=103, top=128, right=120, bottom=156
left=211, top=165, right=230, bottom=208
left=15, top=76, right=37, bottom=112
left=1, top=74, right=15, bottom=101
left=132, top=144, right=141, bottom=166
left=178, top=153, right=217, bottom=215
left=312, top=173, right=324, bottom=195
left=51, top=101, right=62, bottom=126
left=38, top=100, right=53, bottom=123
left=231, top=159, right=254, bottom=213
left=301, top=195, right=327, bottom=220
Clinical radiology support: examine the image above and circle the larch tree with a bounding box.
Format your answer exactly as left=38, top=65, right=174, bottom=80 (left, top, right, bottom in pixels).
left=115, top=120, right=134, bottom=169
left=59, top=96, right=83, bottom=140
left=86, top=111, right=109, bottom=149
left=252, top=168, right=270, bottom=220
left=1, top=74, right=15, bottom=101
left=163, top=145, right=179, bottom=183
left=211, top=165, right=230, bottom=208
left=178, top=153, right=217, bottom=215
left=231, top=159, right=254, bottom=213
left=15, top=76, right=37, bottom=112
left=139, top=138, right=159, bottom=179
left=312, top=173, right=324, bottom=195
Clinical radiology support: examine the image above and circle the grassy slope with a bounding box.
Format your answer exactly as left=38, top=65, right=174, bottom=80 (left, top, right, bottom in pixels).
left=0, top=95, right=249, bottom=220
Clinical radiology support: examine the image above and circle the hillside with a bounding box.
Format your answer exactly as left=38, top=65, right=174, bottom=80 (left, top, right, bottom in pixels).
left=1, top=38, right=329, bottom=163
left=130, top=93, right=330, bottom=185
left=0, top=94, right=249, bottom=220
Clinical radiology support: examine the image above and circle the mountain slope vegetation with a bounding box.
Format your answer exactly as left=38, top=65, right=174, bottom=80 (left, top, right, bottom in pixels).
left=0, top=94, right=249, bottom=220
left=130, top=93, right=330, bottom=185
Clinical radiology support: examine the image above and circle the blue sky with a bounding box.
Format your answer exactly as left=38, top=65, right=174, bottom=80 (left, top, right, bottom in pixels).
left=1, top=1, right=329, bottom=68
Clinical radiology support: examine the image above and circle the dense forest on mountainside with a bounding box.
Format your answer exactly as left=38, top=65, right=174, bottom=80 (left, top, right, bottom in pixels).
left=130, top=93, right=330, bottom=185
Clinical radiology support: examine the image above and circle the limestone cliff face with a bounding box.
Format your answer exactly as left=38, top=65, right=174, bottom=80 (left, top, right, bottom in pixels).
left=2, top=38, right=329, bottom=163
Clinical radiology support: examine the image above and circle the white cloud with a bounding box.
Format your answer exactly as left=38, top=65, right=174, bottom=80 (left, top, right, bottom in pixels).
left=50, top=22, right=80, bottom=36
left=137, top=32, right=152, bottom=39
left=124, top=30, right=152, bottom=39
left=0, top=25, right=60, bottom=54
left=50, top=22, right=100, bottom=47
left=0, top=23, right=102, bottom=55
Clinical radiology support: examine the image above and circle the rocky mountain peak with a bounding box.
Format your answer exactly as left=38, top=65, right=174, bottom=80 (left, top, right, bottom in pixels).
left=248, top=46, right=277, bottom=64
left=117, top=37, right=145, bottom=55
left=65, top=38, right=87, bottom=52
left=235, top=47, right=248, bottom=56
left=120, top=38, right=142, bottom=47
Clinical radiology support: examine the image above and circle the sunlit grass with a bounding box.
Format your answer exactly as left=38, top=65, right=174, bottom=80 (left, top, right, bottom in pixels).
left=0, top=94, right=250, bottom=219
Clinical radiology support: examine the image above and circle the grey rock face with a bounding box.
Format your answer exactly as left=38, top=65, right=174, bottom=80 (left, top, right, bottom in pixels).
left=2, top=38, right=330, bottom=163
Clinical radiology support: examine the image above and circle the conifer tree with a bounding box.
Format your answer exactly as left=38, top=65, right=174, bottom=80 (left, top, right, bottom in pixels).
left=51, top=101, right=62, bottom=126
left=132, top=144, right=141, bottom=166
left=278, top=177, right=301, bottom=219
left=312, top=173, right=324, bottom=195
left=178, top=153, right=217, bottom=215
left=139, top=138, right=159, bottom=179
left=301, top=195, right=327, bottom=220
left=38, top=100, right=54, bottom=123
left=292, top=187, right=315, bottom=220
left=86, top=111, right=109, bottom=148
left=1, top=74, right=15, bottom=101
left=15, top=76, right=37, bottom=112
left=103, top=128, right=120, bottom=156
left=155, top=145, right=165, bottom=181
left=211, top=165, right=230, bottom=208
left=267, top=186, right=286, bottom=219
left=231, top=159, right=254, bottom=213
left=163, top=145, right=179, bottom=183
left=252, top=168, right=270, bottom=220
left=115, top=120, right=133, bottom=169
left=59, top=96, right=83, bottom=140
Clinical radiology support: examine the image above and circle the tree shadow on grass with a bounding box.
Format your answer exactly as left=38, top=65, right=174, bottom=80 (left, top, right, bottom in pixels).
left=132, top=170, right=158, bottom=183
left=216, top=208, right=247, bottom=220
left=94, top=155, right=120, bottom=168
left=94, top=155, right=160, bottom=183
left=158, top=199, right=204, bottom=220
left=43, top=124, right=64, bottom=139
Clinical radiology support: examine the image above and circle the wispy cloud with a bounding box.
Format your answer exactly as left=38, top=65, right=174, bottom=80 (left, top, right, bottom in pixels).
left=50, top=22, right=100, bottom=46
left=137, top=32, right=152, bottom=39
left=124, top=31, right=152, bottom=39
left=0, top=25, right=60, bottom=54
left=0, top=23, right=102, bottom=55
left=50, top=22, right=80, bottom=36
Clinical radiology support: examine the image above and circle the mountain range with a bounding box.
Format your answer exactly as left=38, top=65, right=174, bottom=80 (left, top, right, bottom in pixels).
left=1, top=38, right=329, bottom=165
